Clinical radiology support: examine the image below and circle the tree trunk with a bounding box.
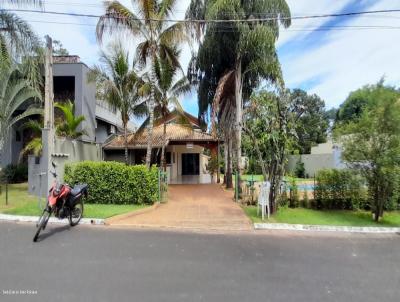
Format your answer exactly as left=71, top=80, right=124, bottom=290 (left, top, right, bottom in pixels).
left=226, top=136, right=233, bottom=189
left=124, top=123, right=129, bottom=165
left=161, top=122, right=167, bottom=172
left=217, top=141, right=220, bottom=183
left=235, top=57, right=243, bottom=197
left=145, top=69, right=156, bottom=169
left=223, top=141, right=228, bottom=184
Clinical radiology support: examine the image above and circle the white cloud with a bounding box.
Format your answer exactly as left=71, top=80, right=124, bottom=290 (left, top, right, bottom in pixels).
left=279, top=0, right=400, bottom=108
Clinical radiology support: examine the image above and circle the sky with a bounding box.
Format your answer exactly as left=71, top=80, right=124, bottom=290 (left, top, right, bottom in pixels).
left=9, top=0, right=400, bottom=116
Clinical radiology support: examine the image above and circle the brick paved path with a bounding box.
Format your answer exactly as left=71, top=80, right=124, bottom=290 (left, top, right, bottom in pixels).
left=107, top=184, right=252, bottom=231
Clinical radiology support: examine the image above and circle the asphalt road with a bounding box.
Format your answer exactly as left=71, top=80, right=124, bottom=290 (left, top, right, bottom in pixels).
left=0, top=222, right=399, bottom=302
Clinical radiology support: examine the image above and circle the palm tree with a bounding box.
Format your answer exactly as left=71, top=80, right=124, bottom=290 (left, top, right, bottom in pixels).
left=88, top=43, right=147, bottom=164
left=54, top=101, right=86, bottom=139
left=151, top=54, right=191, bottom=170
left=187, top=0, right=291, bottom=192
left=0, top=1, right=42, bottom=63
left=96, top=0, right=186, bottom=168
left=0, top=62, right=42, bottom=166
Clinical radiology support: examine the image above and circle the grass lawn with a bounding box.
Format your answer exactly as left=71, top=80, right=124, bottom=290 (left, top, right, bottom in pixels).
left=244, top=206, right=400, bottom=227
left=0, top=183, right=149, bottom=219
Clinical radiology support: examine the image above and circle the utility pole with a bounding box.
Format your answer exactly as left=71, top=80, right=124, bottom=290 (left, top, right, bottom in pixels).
left=42, top=35, right=54, bottom=195
left=44, top=35, right=54, bottom=132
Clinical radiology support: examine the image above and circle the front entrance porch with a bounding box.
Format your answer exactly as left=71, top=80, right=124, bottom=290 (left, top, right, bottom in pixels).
left=107, top=184, right=252, bottom=231
left=169, top=175, right=211, bottom=184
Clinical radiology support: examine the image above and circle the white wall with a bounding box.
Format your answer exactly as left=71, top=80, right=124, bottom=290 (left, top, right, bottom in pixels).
left=166, top=144, right=212, bottom=184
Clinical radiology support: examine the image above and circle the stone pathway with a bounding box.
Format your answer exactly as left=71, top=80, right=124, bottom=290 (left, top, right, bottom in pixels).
left=107, top=184, right=252, bottom=231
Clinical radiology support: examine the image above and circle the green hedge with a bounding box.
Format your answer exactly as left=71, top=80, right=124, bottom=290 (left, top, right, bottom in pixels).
left=315, top=169, right=368, bottom=210
left=64, top=161, right=158, bottom=205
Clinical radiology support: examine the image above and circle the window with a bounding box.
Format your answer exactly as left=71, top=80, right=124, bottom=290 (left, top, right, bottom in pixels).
left=166, top=152, right=172, bottom=165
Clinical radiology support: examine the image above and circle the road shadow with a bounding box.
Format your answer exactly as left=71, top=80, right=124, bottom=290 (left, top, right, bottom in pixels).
left=37, top=224, right=71, bottom=242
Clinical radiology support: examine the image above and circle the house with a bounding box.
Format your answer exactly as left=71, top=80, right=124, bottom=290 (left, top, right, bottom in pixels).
left=104, top=111, right=220, bottom=184
left=287, top=139, right=346, bottom=177
left=1, top=55, right=135, bottom=168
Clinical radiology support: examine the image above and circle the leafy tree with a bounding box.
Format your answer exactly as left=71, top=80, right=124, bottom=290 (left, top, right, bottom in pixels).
left=290, top=89, right=329, bottom=154
left=53, top=40, right=69, bottom=56
left=294, top=158, right=305, bottom=178
left=335, top=81, right=400, bottom=124
left=97, top=0, right=186, bottom=168
left=54, top=101, right=86, bottom=139
left=88, top=43, right=146, bottom=164
left=325, top=107, right=338, bottom=121
left=187, top=0, right=291, bottom=190
left=336, top=89, right=400, bottom=221
left=0, top=62, right=41, bottom=166
left=243, top=89, right=304, bottom=213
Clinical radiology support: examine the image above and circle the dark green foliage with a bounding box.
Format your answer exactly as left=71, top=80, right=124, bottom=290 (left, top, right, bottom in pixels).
left=287, top=176, right=299, bottom=208
left=336, top=85, right=400, bottom=220
left=64, top=161, right=158, bottom=205
left=301, top=191, right=310, bottom=209
left=0, top=164, right=28, bottom=183
left=315, top=169, right=368, bottom=210
left=335, top=81, right=400, bottom=125
left=290, top=89, right=329, bottom=154
left=294, top=159, right=305, bottom=178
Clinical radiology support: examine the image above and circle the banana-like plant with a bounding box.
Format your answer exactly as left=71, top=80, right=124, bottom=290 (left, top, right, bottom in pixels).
left=0, top=62, right=41, bottom=166
left=54, top=101, right=86, bottom=139
left=19, top=119, right=42, bottom=160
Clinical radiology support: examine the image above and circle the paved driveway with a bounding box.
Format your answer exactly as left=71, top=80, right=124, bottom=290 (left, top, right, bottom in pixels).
left=107, top=184, right=252, bottom=231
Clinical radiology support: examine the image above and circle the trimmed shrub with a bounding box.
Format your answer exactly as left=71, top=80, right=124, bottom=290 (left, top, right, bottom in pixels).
left=314, top=169, right=368, bottom=210
left=294, top=159, right=305, bottom=178
left=64, top=161, right=158, bottom=205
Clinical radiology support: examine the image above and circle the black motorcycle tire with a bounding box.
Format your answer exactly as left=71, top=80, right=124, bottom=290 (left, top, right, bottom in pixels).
left=69, top=199, right=83, bottom=227
left=33, top=209, right=51, bottom=242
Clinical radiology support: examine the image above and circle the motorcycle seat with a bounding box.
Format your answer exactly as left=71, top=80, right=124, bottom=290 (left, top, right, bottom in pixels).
left=70, top=184, right=88, bottom=197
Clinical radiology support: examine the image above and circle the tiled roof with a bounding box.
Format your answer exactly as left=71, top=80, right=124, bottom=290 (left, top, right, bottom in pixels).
left=104, top=123, right=217, bottom=150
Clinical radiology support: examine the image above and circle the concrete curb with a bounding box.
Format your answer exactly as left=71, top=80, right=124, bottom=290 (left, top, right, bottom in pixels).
left=254, top=222, right=400, bottom=233
left=105, top=203, right=161, bottom=225
left=0, top=214, right=105, bottom=225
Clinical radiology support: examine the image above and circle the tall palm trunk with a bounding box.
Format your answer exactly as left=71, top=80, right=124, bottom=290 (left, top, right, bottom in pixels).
left=234, top=57, right=243, bottom=196
left=161, top=121, right=167, bottom=171
left=123, top=122, right=129, bottom=165
left=145, top=68, right=156, bottom=169
left=226, top=136, right=233, bottom=188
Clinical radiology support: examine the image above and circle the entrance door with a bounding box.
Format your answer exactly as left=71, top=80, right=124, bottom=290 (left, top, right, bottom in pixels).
left=182, top=153, right=199, bottom=175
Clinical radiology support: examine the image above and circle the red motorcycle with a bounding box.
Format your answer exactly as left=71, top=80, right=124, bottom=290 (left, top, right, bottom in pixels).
left=33, top=162, right=88, bottom=242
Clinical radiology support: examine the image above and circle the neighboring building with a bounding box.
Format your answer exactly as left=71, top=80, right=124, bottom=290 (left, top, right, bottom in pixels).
left=1, top=55, right=135, bottom=168
left=287, top=139, right=346, bottom=177
left=104, top=111, right=220, bottom=184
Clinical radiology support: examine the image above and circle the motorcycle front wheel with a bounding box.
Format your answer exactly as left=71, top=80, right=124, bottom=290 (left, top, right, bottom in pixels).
left=69, top=199, right=83, bottom=226
left=33, top=208, right=51, bottom=242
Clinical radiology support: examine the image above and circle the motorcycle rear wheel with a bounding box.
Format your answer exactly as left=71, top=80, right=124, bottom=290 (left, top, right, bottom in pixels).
left=69, top=200, right=83, bottom=226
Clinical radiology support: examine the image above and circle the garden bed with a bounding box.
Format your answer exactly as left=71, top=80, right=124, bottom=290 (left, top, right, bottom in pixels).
left=244, top=206, right=400, bottom=227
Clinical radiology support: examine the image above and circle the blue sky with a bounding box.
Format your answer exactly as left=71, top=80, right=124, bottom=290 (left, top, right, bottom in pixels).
left=12, top=0, right=400, bottom=117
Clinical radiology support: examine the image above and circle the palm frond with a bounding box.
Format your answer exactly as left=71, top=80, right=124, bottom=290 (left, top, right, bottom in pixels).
left=96, top=1, right=147, bottom=43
